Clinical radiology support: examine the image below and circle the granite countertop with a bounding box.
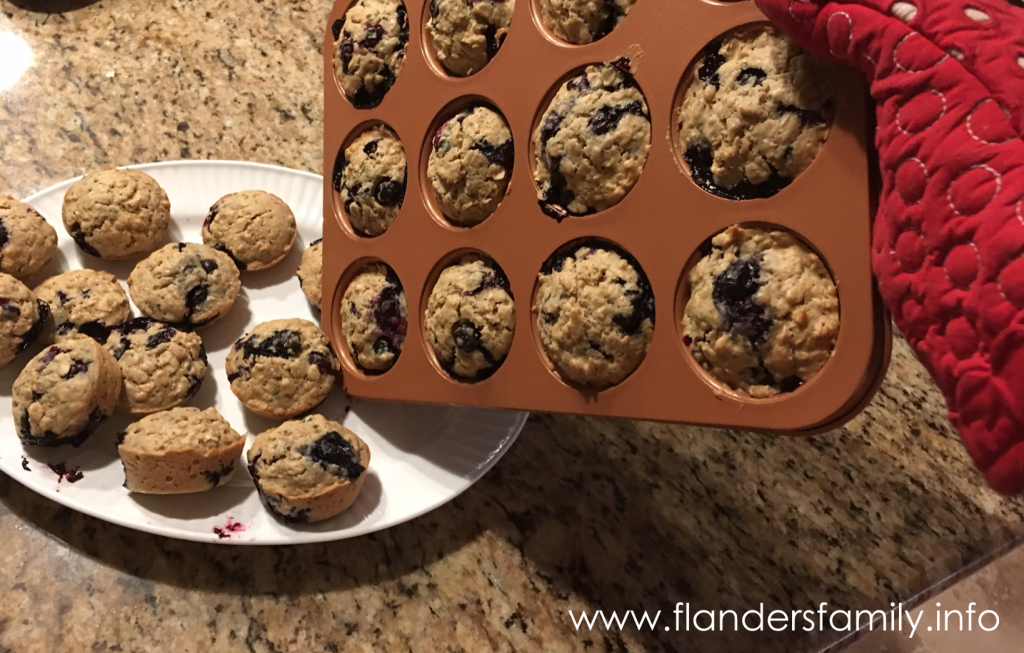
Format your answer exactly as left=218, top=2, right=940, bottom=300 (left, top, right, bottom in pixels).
left=1, top=1, right=1022, bottom=652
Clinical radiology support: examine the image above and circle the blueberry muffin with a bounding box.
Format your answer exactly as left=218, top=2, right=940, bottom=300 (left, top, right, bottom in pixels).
left=340, top=264, right=407, bottom=372
left=61, top=168, right=171, bottom=259
left=105, top=318, right=208, bottom=414
left=13, top=337, right=122, bottom=447
left=128, top=242, right=241, bottom=327
left=0, top=273, right=49, bottom=368
left=539, top=0, right=636, bottom=45
left=226, top=318, right=340, bottom=419
left=117, top=407, right=245, bottom=494
left=297, top=239, right=323, bottom=309
left=533, top=59, right=650, bottom=220
left=428, top=106, right=513, bottom=226
left=336, top=125, right=406, bottom=236
left=535, top=244, right=654, bottom=387
left=683, top=226, right=839, bottom=398
left=34, top=269, right=131, bottom=343
left=247, top=414, right=370, bottom=523
left=332, top=0, right=409, bottom=109
left=0, top=195, right=58, bottom=280
left=424, top=256, right=514, bottom=379
left=428, top=0, right=513, bottom=76
left=677, top=25, right=834, bottom=200
left=201, top=191, right=297, bottom=271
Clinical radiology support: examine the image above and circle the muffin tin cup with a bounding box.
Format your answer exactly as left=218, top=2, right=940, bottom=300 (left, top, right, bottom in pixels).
left=322, top=0, right=891, bottom=432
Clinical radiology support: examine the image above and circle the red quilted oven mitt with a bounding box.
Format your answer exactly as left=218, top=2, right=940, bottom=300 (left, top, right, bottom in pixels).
left=753, top=0, right=1024, bottom=494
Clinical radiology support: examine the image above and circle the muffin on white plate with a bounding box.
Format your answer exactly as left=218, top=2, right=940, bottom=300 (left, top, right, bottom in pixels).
left=0, top=195, right=58, bottom=280
left=0, top=272, right=49, bottom=368
left=117, top=407, right=246, bottom=494
left=247, top=414, right=371, bottom=523
left=61, top=168, right=171, bottom=259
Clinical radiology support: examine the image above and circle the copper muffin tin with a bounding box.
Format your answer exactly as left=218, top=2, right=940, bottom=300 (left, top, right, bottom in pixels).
left=322, top=0, right=891, bottom=432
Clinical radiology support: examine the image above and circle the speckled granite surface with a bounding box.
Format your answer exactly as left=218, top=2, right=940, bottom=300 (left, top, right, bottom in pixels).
left=0, top=1, right=1022, bottom=652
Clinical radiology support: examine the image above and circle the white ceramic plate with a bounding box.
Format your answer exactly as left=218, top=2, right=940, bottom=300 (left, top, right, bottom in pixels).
left=0, top=160, right=527, bottom=545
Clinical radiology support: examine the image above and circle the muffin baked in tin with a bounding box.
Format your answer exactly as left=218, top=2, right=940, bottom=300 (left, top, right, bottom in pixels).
left=683, top=225, right=839, bottom=398
left=424, top=256, right=515, bottom=380
left=677, top=25, right=834, bottom=200
left=535, top=242, right=654, bottom=388
left=538, top=0, right=637, bottom=45
left=428, top=0, right=513, bottom=76
left=332, top=0, right=409, bottom=109
left=336, top=125, right=406, bottom=237
left=340, top=264, right=407, bottom=373
left=428, top=106, right=514, bottom=227
left=533, top=59, right=651, bottom=220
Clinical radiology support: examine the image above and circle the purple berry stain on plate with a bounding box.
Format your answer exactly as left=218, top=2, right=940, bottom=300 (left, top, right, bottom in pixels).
left=48, top=462, right=84, bottom=489
left=21, top=456, right=30, bottom=472
left=213, top=516, right=247, bottom=539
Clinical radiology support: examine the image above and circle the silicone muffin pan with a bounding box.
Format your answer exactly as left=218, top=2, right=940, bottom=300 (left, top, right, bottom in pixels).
left=321, top=0, right=891, bottom=432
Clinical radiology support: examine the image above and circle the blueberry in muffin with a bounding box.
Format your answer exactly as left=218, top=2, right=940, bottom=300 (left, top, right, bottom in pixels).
left=226, top=319, right=340, bottom=419
left=535, top=242, right=654, bottom=387
left=683, top=225, right=839, bottom=397
left=340, top=264, right=407, bottom=372
left=533, top=59, right=651, bottom=220
left=13, top=337, right=122, bottom=447
left=247, top=414, right=371, bottom=523
left=677, top=25, right=835, bottom=200
left=0, top=273, right=49, bottom=368
left=336, top=125, right=406, bottom=236
left=424, top=256, right=515, bottom=379
left=333, top=0, right=410, bottom=109
left=428, top=106, right=514, bottom=226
